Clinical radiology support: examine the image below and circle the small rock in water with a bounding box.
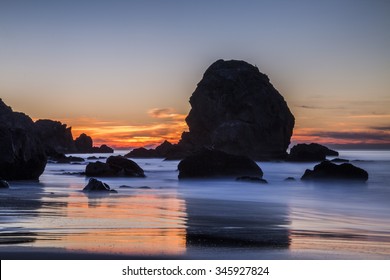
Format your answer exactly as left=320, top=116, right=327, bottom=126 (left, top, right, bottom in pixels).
left=0, top=180, right=10, bottom=188
left=83, top=178, right=113, bottom=192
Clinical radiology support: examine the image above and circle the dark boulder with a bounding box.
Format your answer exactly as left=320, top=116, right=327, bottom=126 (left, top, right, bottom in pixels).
left=0, top=180, right=10, bottom=188
left=85, top=156, right=145, bottom=177
left=175, top=59, right=295, bottom=160
left=0, top=99, right=47, bottom=180
left=301, top=160, right=368, bottom=181
left=106, top=156, right=145, bottom=177
left=35, top=119, right=76, bottom=154
left=85, top=161, right=114, bottom=176
left=83, top=178, right=111, bottom=192
left=288, top=143, right=339, bottom=162
left=178, top=148, right=263, bottom=179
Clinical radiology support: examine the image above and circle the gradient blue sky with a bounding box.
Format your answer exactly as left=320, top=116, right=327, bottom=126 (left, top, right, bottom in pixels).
left=1, top=0, right=389, bottom=148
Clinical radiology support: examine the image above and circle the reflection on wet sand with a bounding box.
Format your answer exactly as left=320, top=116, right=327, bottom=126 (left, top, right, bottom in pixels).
left=184, top=198, right=290, bottom=248
left=54, top=191, right=188, bottom=255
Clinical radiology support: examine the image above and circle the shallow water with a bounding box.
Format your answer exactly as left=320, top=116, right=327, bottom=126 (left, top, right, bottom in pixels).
left=1, top=151, right=390, bottom=259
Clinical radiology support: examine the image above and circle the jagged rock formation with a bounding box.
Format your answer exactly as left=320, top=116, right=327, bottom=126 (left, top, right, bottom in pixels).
left=301, top=160, right=368, bottom=181
left=288, top=143, right=339, bottom=162
left=178, top=148, right=263, bottom=179
left=35, top=119, right=76, bottom=154
left=0, top=99, right=47, bottom=180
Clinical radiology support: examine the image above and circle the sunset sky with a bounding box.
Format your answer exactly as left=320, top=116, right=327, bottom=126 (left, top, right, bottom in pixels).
left=1, top=0, right=389, bottom=149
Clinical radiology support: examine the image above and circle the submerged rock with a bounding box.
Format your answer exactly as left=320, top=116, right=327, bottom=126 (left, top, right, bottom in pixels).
left=178, top=148, right=263, bottom=179
left=288, top=143, right=339, bottom=162
left=0, top=99, right=47, bottom=180
left=175, top=59, right=295, bottom=160
left=301, top=160, right=368, bottom=181
left=85, top=156, right=145, bottom=177
left=0, top=180, right=10, bottom=188
left=83, top=178, right=112, bottom=192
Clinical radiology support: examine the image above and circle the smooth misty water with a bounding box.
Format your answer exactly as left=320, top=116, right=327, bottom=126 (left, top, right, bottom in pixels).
left=1, top=150, right=390, bottom=259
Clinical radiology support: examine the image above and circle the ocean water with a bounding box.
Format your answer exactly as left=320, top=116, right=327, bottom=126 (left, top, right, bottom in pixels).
left=1, top=150, right=389, bottom=259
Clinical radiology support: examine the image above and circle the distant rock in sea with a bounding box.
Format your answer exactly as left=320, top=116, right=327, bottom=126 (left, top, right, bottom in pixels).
left=85, top=156, right=145, bottom=177
left=75, top=133, right=114, bottom=153
left=301, top=160, right=368, bottom=181
left=288, top=143, right=339, bottom=162
left=0, top=99, right=47, bottom=180
left=125, top=140, right=174, bottom=158
left=178, top=148, right=263, bottom=179
left=175, top=59, right=295, bottom=160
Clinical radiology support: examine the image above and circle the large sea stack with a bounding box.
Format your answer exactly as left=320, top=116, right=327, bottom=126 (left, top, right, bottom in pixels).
left=0, top=99, right=47, bottom=180
left=178, top=59, right=295, bottom=160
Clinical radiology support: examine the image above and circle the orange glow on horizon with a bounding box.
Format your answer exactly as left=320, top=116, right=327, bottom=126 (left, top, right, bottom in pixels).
left=52, top=108, right=390, bottom=150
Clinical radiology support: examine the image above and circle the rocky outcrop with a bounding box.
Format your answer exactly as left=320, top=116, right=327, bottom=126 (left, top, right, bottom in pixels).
left=83, top=178, right=113, bottom=192
left=175, top=59, right=295, bottom=160
left=74, top=133, right=114, bottom=153
left=35, top=119, right=76, bottom=154
left=74, top=133, right=93, bottom=152
left=92, top=144, right=114, bottom=153
left=301, top=160, right=368, bottom=181
left=0, top=99, right=47, bottom=180
left=85, top=156, right=145, bottom=177
left=178, top=148, right=263, bottom=179
left=288, top=143, right=339, bottom=162
left=125, top=140, right=174, bottom=158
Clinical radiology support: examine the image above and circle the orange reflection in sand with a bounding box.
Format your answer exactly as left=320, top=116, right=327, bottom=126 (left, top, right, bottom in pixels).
left=59, top=192, right=187, bottom=255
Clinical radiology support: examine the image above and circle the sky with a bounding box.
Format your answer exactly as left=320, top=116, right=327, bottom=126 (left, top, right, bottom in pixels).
left=1, top=0, right=390, bottom=149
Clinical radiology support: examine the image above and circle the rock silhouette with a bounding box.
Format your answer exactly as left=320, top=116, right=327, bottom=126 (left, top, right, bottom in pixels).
left=35, top=119, right=76, bottom=154
left=176, top=59, right=295, bottom=160
left=178, top=148, right=263, bottom=179
left=301, top=160, right=368, bottom=181
left=83, top=178, right=112, bottom=192
left=0, top=99, right=47, bottom=180
left=85, top=156, right=145, bottom=177
left=125, top=140, right=173, bottom=158
left=288, top=143, right=339, bottom=162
